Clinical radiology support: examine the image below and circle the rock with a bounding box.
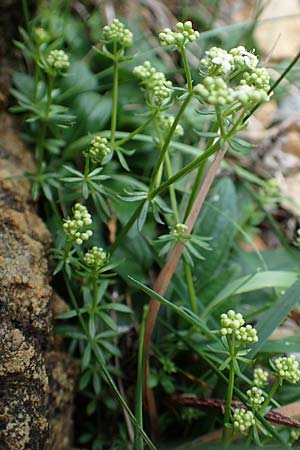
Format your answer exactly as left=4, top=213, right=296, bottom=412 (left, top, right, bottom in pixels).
left=0, top=114, right=77, bottom=450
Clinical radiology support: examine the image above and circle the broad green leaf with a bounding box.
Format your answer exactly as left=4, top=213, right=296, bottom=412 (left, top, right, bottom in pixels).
left=202, top=270, right=299, bottom=319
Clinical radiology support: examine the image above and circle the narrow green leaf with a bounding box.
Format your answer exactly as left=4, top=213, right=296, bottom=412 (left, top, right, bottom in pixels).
left=247, top=280, right=300, bottom=360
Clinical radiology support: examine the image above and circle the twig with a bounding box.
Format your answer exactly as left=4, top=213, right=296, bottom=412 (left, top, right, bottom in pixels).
left=143, top=144, right=227, bottom=436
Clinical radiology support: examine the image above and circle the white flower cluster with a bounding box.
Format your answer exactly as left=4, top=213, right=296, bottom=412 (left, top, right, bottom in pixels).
left=103, top=18, right=133, bottom=47
left=170, top=223, right=188, bottom=240
left=273, top=355, right=300, bottom=384
left=83, top=136, right=111, bottom=163
left=220, top=310, right=258, bottom=344
left=159, top=21, right=199, bottom=49
left=230, top=46, right=258, bottom=69
left=253, top=368, right=269, bottom=388
left=133, top=61, right=173, bottom=107
left=47, top=49, right=69, bottom=72
left=233, top=408, right=255, bottom=434
left=201, top=46, right=258, bottom=76
left=157, top=114, right=184, bottom=137
left=63, top=203, right=93, bottom=245
left=246, top=386, right=265, bottom=407
left=194, top=76, right=234, bottom=106
left=201, top=47, right=235, bottom=76
left=197, top=45, right=271, bottom=109
left=84, top=246, right=108, bottom=269
left=235, top=324, right=258, bottom=344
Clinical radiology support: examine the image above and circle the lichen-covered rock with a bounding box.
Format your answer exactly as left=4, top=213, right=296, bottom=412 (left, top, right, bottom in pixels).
left=0, top=114, right=77, bottom=449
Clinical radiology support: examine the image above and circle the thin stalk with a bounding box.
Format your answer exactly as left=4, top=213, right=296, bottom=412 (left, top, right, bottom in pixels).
left=150, top=93, right=193, bottom=188
left=111, top=45, right=119, bottom=146
left=36, top=75, right=54, bottom=174
left=259, top=378, right=281, bottom=415
left=180, top=46, right=193, bottom=92
left=110, top=141, right=220, bottom=254
left=184, top=262, right=198, bottom=314
left=110, top=201, right=145, bottom=255
left=116, top=111, right=158, bottom=148
left=183, top=160, right=206, bottom=221
left=223, top=337, right=235, bottom=443
left=135, top=305, right=149, bottom=450
left=150, top=140, right=220, bottom=200
left=154, top=118, right=179, bottom=222
left=22, top=0, right=30, bottom=31
left=63, top=271, right=157, bottom=450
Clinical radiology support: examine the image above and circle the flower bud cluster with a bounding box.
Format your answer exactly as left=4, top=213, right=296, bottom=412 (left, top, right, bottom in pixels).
left=63, top=203, right=93, bottom=245
left=194, top=77, right=234, bottom=106
left=47, top=49, right=69, bottom=72
left=233, top=408, right=255, bottom=434
left=103, top=18, right=133, bottom=48
left=133, top=61, right=173, bottom=107
left=246, top=387, right=265, bottom=407
left=273, top=355, right=300, bottom=384
left=34, top=27, right=49, bottom=45
left=290, top=429, right=300, bottom=445
left=157, top=114, right=184, bottom=137
left=83, top=136, right=111, bottom=163
left=170, top=223, right=188, bottom=240
left=84, top=246, right=108, bottom=269
left=241, top=68, right=270, bottom=91
left=159, top=21, right=199, bottom=50
left=220, top=310, right=258, bottom=344
left=235, top=324, right=258, bottom=344
left=220, top=310, right=245, bottom=336
left=234, top=85, right=269, bottom=109
left=253, top=368, right=269, bottom=388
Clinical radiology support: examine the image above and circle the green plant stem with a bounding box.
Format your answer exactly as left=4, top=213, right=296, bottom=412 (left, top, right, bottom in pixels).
left=259, top=378, right=281, bottom=415
left=180, top=46, right=193, bottom=92
left=154, top=118, right=179, bottom=222
left=150, top=139, right=220, bottom=199
left=223, top=336, right=235, bottom=443
left=183, top=160, right=206, bottom=221
left=116, top=111, right=159, bottom=148
left=36, top=75, right=54, bottom=174
left=135, top=305, right=149, bottom=450
left=110, top=140, right=220, bottom=254
left=150, top=93, right=193, bottom=189
left=111, top=46, right=119, bottom=146
left=63, top=271, right=157, bottom=450
left=184, top=262, right=198, bottom=314
left=22, top=0, right=30, bottom=31
left=110, top=201, right=145, bottom=255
